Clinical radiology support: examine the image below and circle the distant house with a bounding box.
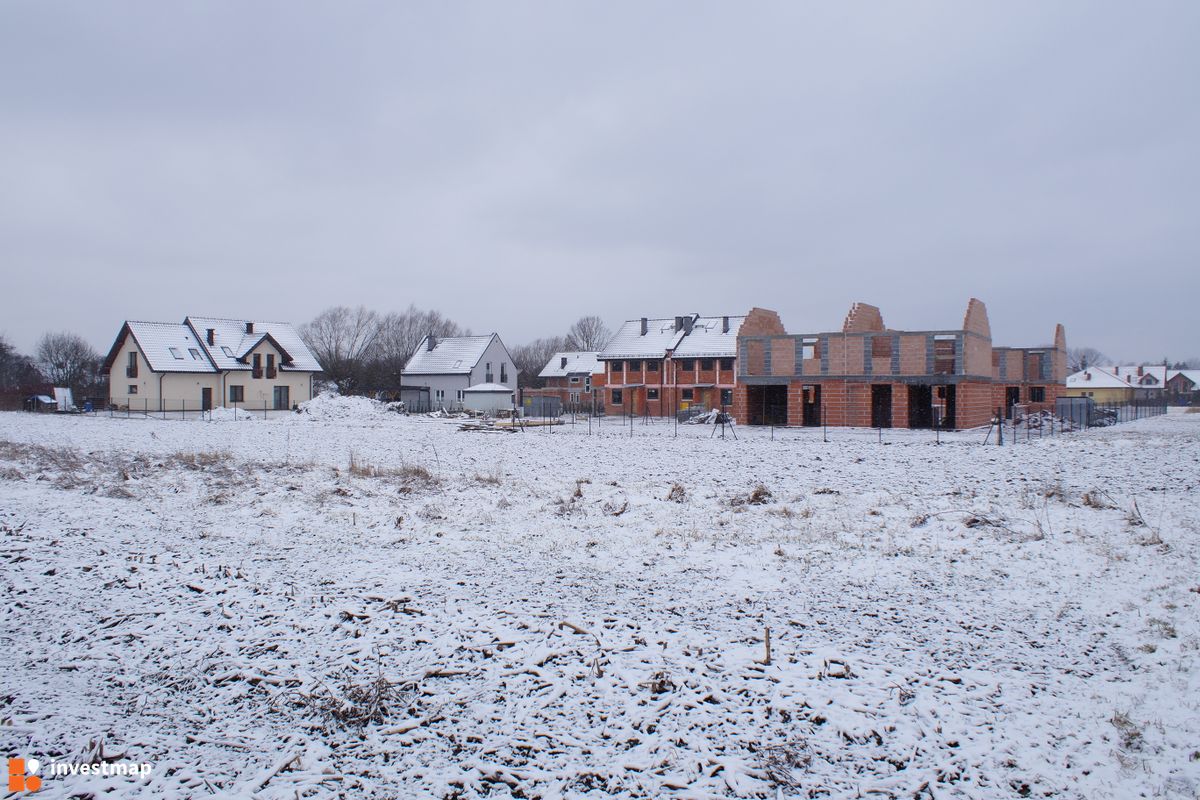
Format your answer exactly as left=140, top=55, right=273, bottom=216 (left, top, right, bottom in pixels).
left=102, top=317, right=322, bottom=412
left=401, top=334, right=518, bottom=411
left=1112, top=365, right=1168, bottom=400
left=1166, top=370, right=1200, bottom=405
left=532, top=351, right=603, bottom=408
left=1063, top=367, right=1135, bottom=404
left=596, top=314, right=744, bottom=416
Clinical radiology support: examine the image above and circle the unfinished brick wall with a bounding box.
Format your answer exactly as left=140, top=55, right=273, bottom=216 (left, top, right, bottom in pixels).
left=741, top=308, right=786, bottom=337
left=842, top=303, right=886, bottom=333
left=1051, top=324, right=1068, bottom=382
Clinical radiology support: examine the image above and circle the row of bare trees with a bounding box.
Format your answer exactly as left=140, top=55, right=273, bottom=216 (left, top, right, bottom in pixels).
left=299, top=305, right=471, bottom=394
left=511, top=316, right=613, bottom=389
left=298, top=308, right=615, bottom=394
left=0, top=332, right=105, bottom=406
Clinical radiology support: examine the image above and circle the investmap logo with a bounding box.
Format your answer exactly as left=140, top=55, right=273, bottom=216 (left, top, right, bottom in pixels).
left=8, top=758, right=41, bottom=792
left=8, top=755, right=153, bottom=791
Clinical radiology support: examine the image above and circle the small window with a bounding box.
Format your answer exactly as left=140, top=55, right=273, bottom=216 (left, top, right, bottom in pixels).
left=457, top=389, right=464, bottom=401
left=647, top=360, right=659, bottom=372
left=128, top=385, right=138, bottom=394
left=611, top=389, right=624, bottom=405
left=610, top=360, right=623, bottom=372
left=678, top=359, right=695, bottom=371
left=700, top=359, right=714, bottom=371
left=721, top=388, right=733, bottom=406
left=1029, top=386, right=1046, bottom=403
left=189, top=348, right=202, bottom=360
left=682, top=388, right=694, bottom=401
left=569, top=376, right=580, bottom=384
left=222, top=346, right=235, bottom=358
left=453, top=359, right=463, bottom=369
left=169, top=347, right=183, bottom=359
left=229, top=385, right=244, bottom=403
left=720, top=358, right=734, bottom=371
left=628, top=360, right=642, bottom=371
left=801, top=338, right=819, bottom=360
left=647, top=388, right=659, bottom=400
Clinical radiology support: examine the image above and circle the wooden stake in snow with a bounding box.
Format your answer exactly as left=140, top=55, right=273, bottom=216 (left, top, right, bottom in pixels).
left=759, top=626, right=772, bottom=666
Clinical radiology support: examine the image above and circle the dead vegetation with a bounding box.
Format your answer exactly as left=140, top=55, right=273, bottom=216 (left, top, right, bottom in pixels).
left=665, top=483, right=687, bottom=503
left=347, top=449, right=438, bottom=487
left=290, top=666, right=417, bottom=730
left=732, top=485, right=773, bottom=506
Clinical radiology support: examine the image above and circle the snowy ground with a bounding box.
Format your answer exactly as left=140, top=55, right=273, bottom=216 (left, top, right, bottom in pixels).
left=1, top=404, right=1198, bottom=799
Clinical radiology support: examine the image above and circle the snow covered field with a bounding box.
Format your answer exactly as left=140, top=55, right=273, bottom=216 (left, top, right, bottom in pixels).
left=2, top=403, right=1198, bottom=799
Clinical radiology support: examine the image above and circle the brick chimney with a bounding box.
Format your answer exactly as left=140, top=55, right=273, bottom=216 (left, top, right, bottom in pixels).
left=427, top=334, right=437, bottom=351
left=640, top=318, right=648, bottom=335
left=206, top=328, right=215, bottom=346
left=560, top=356, right=568, bottom=368
left=245, top=321, right=254, bottom=334
left=722, top=316, right=730, bottom=333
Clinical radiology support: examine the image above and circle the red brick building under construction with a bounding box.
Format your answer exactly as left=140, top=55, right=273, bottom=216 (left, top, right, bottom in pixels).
left=733, top=299, right=1067, bottom=429
left=595, top=314, right=744, bottom=417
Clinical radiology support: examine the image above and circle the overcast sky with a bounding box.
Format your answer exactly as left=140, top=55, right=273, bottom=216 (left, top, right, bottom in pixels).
left=2, top=2, right=1197, bottom=363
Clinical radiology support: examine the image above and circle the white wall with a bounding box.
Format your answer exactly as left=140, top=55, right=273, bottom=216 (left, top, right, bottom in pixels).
left=470, top=337, right=518, bottom=389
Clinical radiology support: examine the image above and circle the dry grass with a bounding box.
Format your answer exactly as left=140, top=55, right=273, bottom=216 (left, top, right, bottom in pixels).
left=732, top=485, right=773, bottom=507
left=348, top=449, right=438, bottom=486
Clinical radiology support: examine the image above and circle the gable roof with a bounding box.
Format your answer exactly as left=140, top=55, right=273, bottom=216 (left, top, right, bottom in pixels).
left=672, top=315, right=745, bottom=358
left=104, top=321, right=217, bottom=373
left=402, top=334, right=499, bottom=375
left=1168, top=369, right=1200, bottom=388
left=1066, top=368, right=1134, bottom=390
left=599, top=317, right=690, bottom=360
left=1109, top=365, right=1168, bottom=387
left=598, top=314, right=746, bottom=360
left=539, top=351, right=602, bottom=378
left=185, top=316, right=321, bottom=372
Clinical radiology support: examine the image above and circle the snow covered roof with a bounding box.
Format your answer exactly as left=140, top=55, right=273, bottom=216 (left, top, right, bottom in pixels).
left=599, top=314, right=746, bottom=360
left=600, top=318, right=687, bottom=360
left=1168, top=369, right=1200, bottom=387
left=462, top=382, right=514, bottom=393
left=672, top=316, right=745, bottom=358
left=117, top=321, right=216, bottom=373
left=185, top=317, right=321, bottom=372
left=105, top=317, right=321, bottom=374
left=539, top=352, right=602, bottom=378
left=403, top=335, right=498, bottom=375
left=1110, top=365, right=1168, bottom=387
left=1066, top=368, right=1134, bottom=389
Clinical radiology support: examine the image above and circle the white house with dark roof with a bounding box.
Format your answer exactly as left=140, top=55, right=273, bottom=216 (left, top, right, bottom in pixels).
left=103, top=317, right=321, bottom=412
left=401, top=334, right=518, bottom=411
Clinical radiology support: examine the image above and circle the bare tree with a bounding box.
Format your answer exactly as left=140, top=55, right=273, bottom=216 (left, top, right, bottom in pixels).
left=1067, top=346, right=1112, bottom=373
left=299, top=306, right=381, bottom=394
left=369, top=306, right=470, bottom=392
left=512, top=336, right=568, bottom=389
left=0, top=335, right=43, bottom=392
left=565, top=316, right=613, bottom=351
left=36, top=332, right=100, bottom=397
